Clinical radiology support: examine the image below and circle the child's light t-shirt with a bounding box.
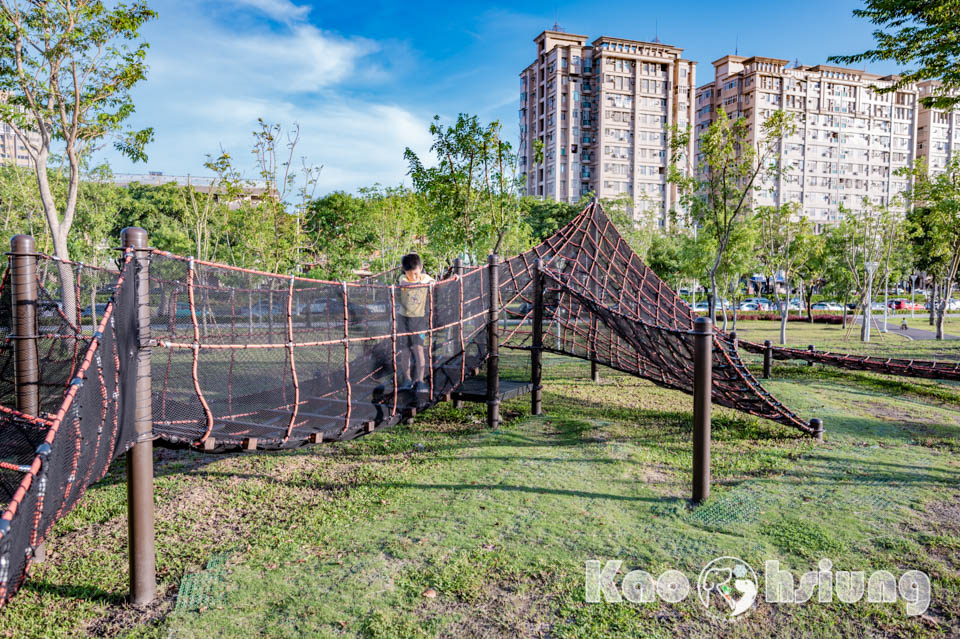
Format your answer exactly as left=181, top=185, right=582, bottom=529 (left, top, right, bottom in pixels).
left=397, top=272, right=434, bottom=317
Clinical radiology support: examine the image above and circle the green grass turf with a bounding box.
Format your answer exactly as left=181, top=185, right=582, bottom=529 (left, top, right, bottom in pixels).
left=0, top=352, right=957, bottom=638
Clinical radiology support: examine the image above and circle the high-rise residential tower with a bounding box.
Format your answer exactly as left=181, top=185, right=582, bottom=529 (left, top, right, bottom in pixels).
left=518, top=30, right=696, bottom=223
left=916, top=80, right=960, bottom=175
left=695, top=55, right=918, bottom=230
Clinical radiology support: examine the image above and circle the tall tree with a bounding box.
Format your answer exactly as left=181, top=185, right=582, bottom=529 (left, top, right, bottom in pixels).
left=0, top=0, right=156, bottom=320
left=832, top=201, right=901, bottom=340
left=756, top=204, right=812, bottom=344
left=902, top=157, right=960, bottom=338
left=829, top=1, right=960, bottom=109
left=668, top=107, right=795, bottom=319
left=404, top=114, right=530, bottom=265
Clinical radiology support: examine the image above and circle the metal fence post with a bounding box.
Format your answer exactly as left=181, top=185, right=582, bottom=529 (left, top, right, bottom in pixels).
left=9, top=235, right=39, bottom=418
left=453, top=258, right=464, bottom=409
left=807, top=344, right=815, bottom=366
left=589, top=312, right=600, bottom=383
left=531, top=259, right=544, bottom=416
left=486, top=254, right=500, bottom=429
left=811, top=418, right=824, bottom=442
left=692, top=317, right=712, bottom=504
left=10, top=235, right=41, bottom=561
left=121, top=227, right=156, bottom=605
left=762, top=339, right=772, bottom=379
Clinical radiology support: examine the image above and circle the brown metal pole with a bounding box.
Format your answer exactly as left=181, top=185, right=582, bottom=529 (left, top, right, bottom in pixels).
left=486, top=254, right=500, bottom=429
left=10, top=235, right=39, bottom=417
left=10, top=235, right=41, bottom=561
left=762, top=339, right=772, bottom=379
left=811, top=417, right=824, bottom=442
left=453, top=258, right=464, bottom=409
left=692, top=317, right=712, bottom=504
left=531, top=259, right=544, bottom=416
left=589, top=312, right=600, bottom=383
left=807, top=344, right=815, bottom=366
left=121, top=227, right=156, bottom=605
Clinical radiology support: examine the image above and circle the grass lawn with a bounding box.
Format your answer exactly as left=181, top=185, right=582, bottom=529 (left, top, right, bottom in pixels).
left=0, top=351, right=957, bottom=638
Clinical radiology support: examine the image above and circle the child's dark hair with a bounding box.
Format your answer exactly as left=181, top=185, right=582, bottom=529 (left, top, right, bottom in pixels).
left=401, top=253, right=422, bottom=272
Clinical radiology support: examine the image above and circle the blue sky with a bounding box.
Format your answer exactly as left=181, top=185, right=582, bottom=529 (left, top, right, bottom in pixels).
left=102, top=0, right=904, bottom=194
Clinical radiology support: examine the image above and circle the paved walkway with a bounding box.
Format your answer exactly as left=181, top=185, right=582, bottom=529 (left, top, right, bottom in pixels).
left=856, top=316, right=960, bottom=341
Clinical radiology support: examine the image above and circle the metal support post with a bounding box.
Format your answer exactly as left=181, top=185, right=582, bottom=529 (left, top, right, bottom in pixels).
left=121, top=227, right=156, bottom=605
left=692, top=317, right=712, bottom=504
left=531, top=259, right=543, bottom=416
left=763, top=340, right=772, bottom=379
left=811, top=418, right=824, bottom=442
left=10, top=235, right=41, bottom=561
left=453, top=258, right=464, bottom=409
left=486, top=254, right=500, bottom=429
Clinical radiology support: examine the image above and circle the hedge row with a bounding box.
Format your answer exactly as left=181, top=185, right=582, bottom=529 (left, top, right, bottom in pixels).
left=713, top=312, right=846, bottom=324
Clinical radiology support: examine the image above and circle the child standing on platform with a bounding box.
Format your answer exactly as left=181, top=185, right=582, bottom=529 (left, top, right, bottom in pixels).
left=397, top=253, right=434, bottom=392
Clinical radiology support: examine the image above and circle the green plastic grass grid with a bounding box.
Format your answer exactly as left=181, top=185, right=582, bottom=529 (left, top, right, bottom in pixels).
left=174, top=552, right=232, bottom=613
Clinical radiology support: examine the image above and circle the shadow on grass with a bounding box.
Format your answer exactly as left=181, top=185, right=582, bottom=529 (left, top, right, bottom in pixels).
left=21, top=579, right=127, bottom=606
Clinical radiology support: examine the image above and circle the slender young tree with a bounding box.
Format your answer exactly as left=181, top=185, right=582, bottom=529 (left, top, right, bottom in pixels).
left=668, top=108, right=795, bottom=318
left=0, top=1, right=156, bottom=321
left=756, top=203, right=811, bottom=345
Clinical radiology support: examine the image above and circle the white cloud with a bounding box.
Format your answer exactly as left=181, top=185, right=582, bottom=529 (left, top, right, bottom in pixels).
left=227, top=0, right=310, bottom=21
left=104, top=1, right=433, bottom=193
left=226, top=24, right=378, bottom=92
left=164, top=97, right=433, bottom=192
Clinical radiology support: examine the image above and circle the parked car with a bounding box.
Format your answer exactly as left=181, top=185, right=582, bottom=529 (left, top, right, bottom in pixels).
left=811, top=301, right=844, bottom=311
left=888, top=299, right=924, bottom=311
left=934, top=299, right=960, bottom=311
left=741, top=297, right=772, bottom=311
left=241, top=300, right=285, bottom=319
left=297, top=297, right=345, bottom=316
left=80, top=302, right=109, bottom=318
left=38, top=300, right=63, bottom=319
left=738, top=301, right=760, bottom=312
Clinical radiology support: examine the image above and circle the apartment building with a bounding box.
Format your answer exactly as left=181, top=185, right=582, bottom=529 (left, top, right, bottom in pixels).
left=695, top=55, right=918, bottom=229
left=0, top=122, right=39, bottom=167
left=518, top=30, right=696, bottom=223
left=916, top=80, right=960, bottom=175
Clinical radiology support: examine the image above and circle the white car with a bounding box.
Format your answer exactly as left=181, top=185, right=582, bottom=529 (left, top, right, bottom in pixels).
left=811, top=301, right=843, bottom=311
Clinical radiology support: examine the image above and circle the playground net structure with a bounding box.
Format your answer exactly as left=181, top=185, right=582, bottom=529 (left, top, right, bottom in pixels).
left=0, top=254, right=137, bottom=603
left=3, top=200, right=959, bottom=606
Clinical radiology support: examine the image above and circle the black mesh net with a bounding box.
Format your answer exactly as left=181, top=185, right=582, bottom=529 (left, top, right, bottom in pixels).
left=147, top=254, right=491, bottom=449
left=0, top=254, right=137, bottom=604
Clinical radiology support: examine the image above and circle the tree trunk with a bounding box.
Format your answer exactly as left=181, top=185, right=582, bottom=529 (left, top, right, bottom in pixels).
left=842, top=292, right=849, bottom=329
left=929, top=280, right=937, bottom=326
left=937, top=280, right=954, bottom=340
left=720, top=296, right=728, bottom=332
left=708, top=272, right=718, bottom=322
left=779, top=298, right=788, bottom=345
left=52, top=232, right=78, bottom=328
left=805, top=282, right=813, bottom=323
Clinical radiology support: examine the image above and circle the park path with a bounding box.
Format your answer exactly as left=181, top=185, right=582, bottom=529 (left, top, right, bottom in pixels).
left=856, top=316, right=960, bottom=341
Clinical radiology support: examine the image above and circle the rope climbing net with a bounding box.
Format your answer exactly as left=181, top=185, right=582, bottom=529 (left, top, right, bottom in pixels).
left=2, top=201, right=958, bottom=606
left=0, top=253, right=137, bottom=603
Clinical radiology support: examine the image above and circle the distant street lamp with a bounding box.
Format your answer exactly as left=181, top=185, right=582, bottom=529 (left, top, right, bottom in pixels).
left=865, top=260, right=879, bottom=341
